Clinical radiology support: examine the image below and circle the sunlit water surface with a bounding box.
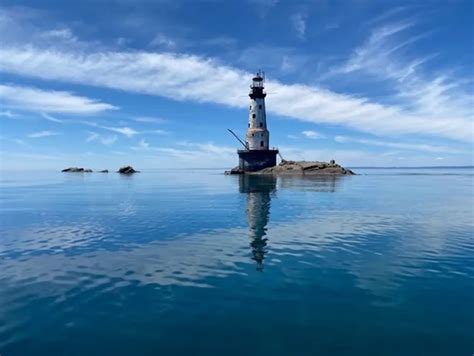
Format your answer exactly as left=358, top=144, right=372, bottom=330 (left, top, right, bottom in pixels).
left=1, top=168, right=473, bottom=355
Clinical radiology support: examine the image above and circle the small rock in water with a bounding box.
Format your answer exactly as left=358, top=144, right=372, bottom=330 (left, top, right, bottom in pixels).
left=62, top=167, right=86, bottom=173
left=117, top=166, right=139, bottom=174
left=99, top=169, right=109, bottom=173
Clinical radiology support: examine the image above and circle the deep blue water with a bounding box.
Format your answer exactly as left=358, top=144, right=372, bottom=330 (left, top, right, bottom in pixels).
left=0, top=168, right=473, bottom=355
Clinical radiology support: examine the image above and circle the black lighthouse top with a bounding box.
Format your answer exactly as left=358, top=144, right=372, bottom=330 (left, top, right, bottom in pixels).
left=249, top=72, right=266, bottom=99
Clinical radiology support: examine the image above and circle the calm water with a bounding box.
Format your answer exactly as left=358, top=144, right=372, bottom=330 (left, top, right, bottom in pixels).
left=0, top=168, right=473, bottom=355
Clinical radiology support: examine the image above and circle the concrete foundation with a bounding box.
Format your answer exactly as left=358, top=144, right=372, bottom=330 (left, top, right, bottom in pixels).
left=237, top=149, right=279, bottom=172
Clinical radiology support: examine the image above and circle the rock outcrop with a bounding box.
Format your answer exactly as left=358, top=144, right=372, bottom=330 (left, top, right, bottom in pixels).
left=227, top=160, right=354, bottom=175
left=117, top=166, right=139, bottom=174
left=62, top=167, right=93, bottom=173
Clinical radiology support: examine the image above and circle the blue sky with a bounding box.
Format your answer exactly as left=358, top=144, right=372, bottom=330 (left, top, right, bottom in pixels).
left=0, top=0, right=473, bottom=170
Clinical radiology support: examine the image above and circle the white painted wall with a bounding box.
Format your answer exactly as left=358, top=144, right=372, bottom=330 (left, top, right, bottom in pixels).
left=246, top=97, right=269, bottom=150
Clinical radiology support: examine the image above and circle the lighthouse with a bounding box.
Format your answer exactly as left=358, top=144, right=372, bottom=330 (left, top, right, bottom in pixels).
left=236, top=72, right=279, bottom=172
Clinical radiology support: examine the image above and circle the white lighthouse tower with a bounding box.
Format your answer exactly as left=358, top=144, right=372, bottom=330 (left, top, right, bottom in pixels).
left=235, top=72, right=279, bottom=172
left=246, top=73, right=269, bottom=150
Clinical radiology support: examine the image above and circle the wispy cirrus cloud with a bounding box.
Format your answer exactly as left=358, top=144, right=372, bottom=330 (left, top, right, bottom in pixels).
left=81, top=121, right=168, bottom=138
left=334, top=135, right=464, bottom=154
left=27, top=130, right=60, bottom=138
left=327, top=20, right=473, bottom=140
left=0, top=110, right=16, bottom=118
left=149, top=33, right=176, bottom=48
left=1, top=41, right=471, bottom=143
left=1, top=46, right=471, bottom=143
left=330, top=20, right=423, bottom=78
left=41, top=113, right=64, bottom=123
left=86, top=132, right=117, bottom=145
left=103, top=126, right=137, bottom=137
left=291, top=12, right=307, bottom=39
left=0, top=7, right=472, bottom=146
left=131, top=139, right=235, bottom=165
left=132, top=116, right=168, bottom=124
left=302, top=130, right=324, bottom=139
left=0, top=83, right=118, bottom=114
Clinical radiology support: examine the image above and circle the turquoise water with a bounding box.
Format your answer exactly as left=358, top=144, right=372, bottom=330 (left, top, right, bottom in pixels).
left=1, top=168, right=473, bottom=355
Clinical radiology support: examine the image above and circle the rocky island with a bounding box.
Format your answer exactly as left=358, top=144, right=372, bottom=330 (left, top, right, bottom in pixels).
left=227, top=160, right=354, bottom=176
left=117, top=166, right=139, bottom=174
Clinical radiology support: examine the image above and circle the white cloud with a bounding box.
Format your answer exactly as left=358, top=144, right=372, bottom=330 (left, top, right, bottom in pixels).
left=334, top=135, right=464, bottom=154
left=100, top=135, right=117, bottom=145
left=0, top=19, right=472, bottom=143
left=249, top=0, right=280, bottom=19
left=41, top=113, right=63, bottom=123
left=104, top=126, right=137, bottom=137
left=116, top=37, right=130, bottom=47
left=278, top=145, right=471, bottom=167
left=302, top=130, right=324, bottom=139
left=0, top=110, right=15, bottom=118
left=131, top=140, right=235, bottom=166
left=0, top=83, right=118, bottom=114
left=150, top=33, right=176, bottom=48
left=1, top=152, right=59, bottom=160
left=147, top=129, right=169, bottom=135
left=82, top=122, right=138, bottom=137
left=41, top=28, right=77, bottom=41
left=86, top=132, right=100, bottom=142
left=27, top=130, right=60, bottom=138
left=0, top=136, right=31, bottom=147
left=130, top=138, right=151, bottom=151
left=326, top=21, right=473, bottom=144
left=87, top=132, right=117, bottom=145
left=291, top=13, right=307, bottom=39
left=133, top=116, right=167, bottom=124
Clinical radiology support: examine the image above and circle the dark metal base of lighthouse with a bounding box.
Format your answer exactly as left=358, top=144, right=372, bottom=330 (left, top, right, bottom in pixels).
left=237, top=149, right=279, bottom=172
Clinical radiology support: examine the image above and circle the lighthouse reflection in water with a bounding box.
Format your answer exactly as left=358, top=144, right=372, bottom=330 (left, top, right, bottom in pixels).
left=239, top=174, right=339, bottom=271
left=239, top=174, right=276, bottom=271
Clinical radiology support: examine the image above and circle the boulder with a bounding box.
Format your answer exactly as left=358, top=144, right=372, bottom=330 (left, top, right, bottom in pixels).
left=225, top=166, right=244, bottom=175
left=117, top=166, right=139, bottom=174
left=99, top=170, right=109, bottom=173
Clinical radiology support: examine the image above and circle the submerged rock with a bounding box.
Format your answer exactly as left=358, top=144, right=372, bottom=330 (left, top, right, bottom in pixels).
left=242, top=160, right=354, bottom=176
left=62, top=167, right=93, bottom=173
left=117, top=166, right=139, bottom=174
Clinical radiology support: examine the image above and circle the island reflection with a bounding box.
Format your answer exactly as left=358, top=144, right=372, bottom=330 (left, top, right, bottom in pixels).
left=239, top=174, right=342, bottom=270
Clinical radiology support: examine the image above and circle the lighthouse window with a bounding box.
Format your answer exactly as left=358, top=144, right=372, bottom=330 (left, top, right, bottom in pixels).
left=259, top=105, right=262, bottom=109
left=252, top=114, right=256, bottom=118
left=260, top=141, right=264, bottom=147
left=259, top=122, right=263, bottom=127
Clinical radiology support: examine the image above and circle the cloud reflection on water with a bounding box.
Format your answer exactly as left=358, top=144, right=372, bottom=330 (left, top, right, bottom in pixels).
left=0, top=174, right=472, bottom=303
